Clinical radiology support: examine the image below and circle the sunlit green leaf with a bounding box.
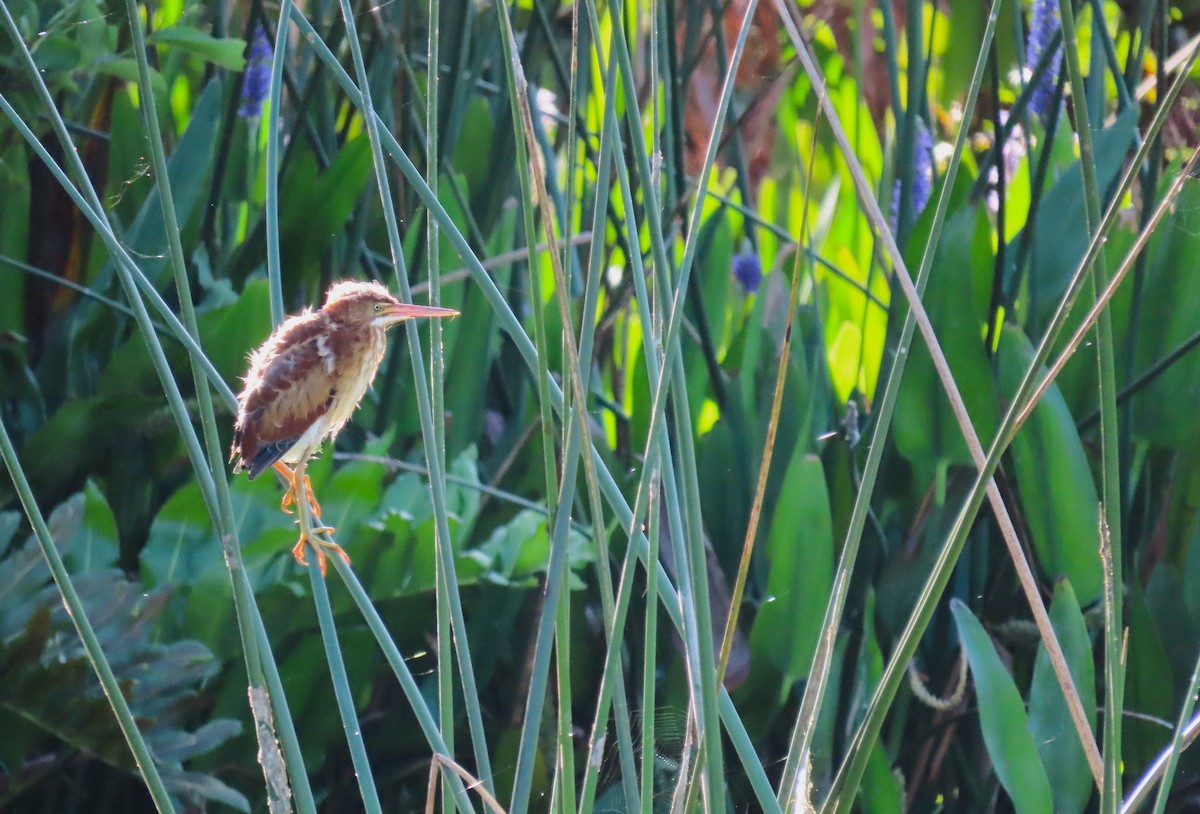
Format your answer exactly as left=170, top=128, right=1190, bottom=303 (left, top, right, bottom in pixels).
left=146, top=27, right=247, bottom=71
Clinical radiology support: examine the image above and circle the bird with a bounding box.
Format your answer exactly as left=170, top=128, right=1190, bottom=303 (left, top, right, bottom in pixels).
left=230, top=279, right=458, bottom=574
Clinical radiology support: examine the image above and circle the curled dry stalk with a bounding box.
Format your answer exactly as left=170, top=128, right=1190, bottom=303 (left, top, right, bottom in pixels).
left=425, top=755, right=508, bottom=814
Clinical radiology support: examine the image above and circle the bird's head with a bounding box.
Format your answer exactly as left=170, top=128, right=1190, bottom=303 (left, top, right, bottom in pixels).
left=323, top=280, right=459, bottom=329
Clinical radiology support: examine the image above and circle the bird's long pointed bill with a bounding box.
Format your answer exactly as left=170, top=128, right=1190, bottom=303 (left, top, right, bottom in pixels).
left=382, top=303, right=460, bottom=321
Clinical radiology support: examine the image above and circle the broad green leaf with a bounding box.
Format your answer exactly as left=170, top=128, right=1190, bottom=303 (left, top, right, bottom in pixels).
left=952, top=599, right=1053, bottom=814
left=0, top=495, right=246, bottom=811
left=62, top=480, right=119, bottom=574
left=196, top=278, right=273, bottom=383
left=0, top=144, right=29, bottom=334
left=749, top=453, right=833, bottom=684
left=1132, top=179, right=1200, bottom=448
left=273, top=134, right=375, bottom=286
left=698, top=208, right=734, bottom=357
left=30, top=32, right=80, bottom=74
left=319, top=454, right=387, bottom=542
left=445, top=202, right=516, bottom=455
left=146, top=27, right=247, bottom=71
left=1145, top=563, right=1199, bottom=689
left=697, top=418, right=749, bottom=558
left=9, top=394, right=168, bottom=514
left=1185, top=519, right=1200, bottom=635
left=450, top=96, right=496, bottom=194
left=995, top=325, right=1103, bottom=604
left=95, top=77, right=221, bottom=288
left=1123, top=583, right=1176, bottom=776
left=1027, top=580, right=1096, bottom=814
left=475, top=509, right=594, bottom=589
left=942, top=0, right=1017, bottom=98
left=826, top=319, right=862, bottom=405
left=859, top=741, right=903, bottom=814
left=93, top=58, right=168, bottom=99
left=277, top=633, right=345, bottom=766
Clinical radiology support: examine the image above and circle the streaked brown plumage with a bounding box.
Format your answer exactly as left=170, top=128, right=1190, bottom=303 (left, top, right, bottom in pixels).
left=231, top=280, right=458, bottom=572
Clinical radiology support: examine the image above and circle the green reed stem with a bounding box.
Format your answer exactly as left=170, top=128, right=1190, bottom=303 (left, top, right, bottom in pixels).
left=773, top=0, right=1006, bottom=803
left=425, top=3, right=457, bottom=809
left=325, top=1, right=494, bottom=792
left=1055, top=0, right=1124, bottom=806
left=265, top=0, right=293, bottom=327
left=121, top=4, right=312, bottom=807
left=306, top=553, right=382, bottom=813
left=328, top=555, right=477, bottom=811
left=288, top=11, right=775, bottom=807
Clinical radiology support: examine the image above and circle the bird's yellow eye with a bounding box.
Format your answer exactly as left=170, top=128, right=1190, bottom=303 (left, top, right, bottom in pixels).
left=374, top=303, right=383, bottom=312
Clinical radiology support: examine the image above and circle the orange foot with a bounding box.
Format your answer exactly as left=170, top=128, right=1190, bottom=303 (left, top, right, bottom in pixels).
left=273, top=461, right=345, bottom=576
left=291, top=531, right=351, bottom=577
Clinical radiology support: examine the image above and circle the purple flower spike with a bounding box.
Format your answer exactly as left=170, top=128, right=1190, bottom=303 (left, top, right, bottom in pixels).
left=890, top=117, right=934, bottom=230
left=732, top=250, right=762, bottom=295
left=1026, top=0, right=1062, bottom=121
left=238, top=25, right=272, bottom=120
left=910, top=120, right=934, bottom=215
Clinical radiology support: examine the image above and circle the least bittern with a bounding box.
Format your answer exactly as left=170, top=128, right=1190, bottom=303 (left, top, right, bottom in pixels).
left=230, top=280, right=458, bottom=573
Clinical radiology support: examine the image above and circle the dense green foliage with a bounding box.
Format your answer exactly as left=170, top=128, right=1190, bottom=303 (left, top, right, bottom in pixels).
left=1, top=0, right=1200, bottom=811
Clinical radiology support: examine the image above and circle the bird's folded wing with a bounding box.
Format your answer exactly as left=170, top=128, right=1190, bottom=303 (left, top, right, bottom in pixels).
left=236, top=319, right=339, bottom=478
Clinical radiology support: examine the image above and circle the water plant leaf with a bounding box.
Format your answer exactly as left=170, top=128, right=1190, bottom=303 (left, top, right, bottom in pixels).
left=1027, top=579, right=1095, bottom=814
left=952, top=599, right=1053, bottom=814
left=0, top=494, right=247, bottom=811
left=145, top=27, right=247, bottom=71
left=995, top=324, right=1103, bottom=603
left=749, top=452, right=833, bottom=684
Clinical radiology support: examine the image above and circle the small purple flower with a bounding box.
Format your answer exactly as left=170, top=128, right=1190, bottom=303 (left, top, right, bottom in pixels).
left=732, top=249, right=762, bottom=295
left=890, top=117, right=934, bottom=230
left=1026, top=0, right=1062, bottom=121
left=238, top=25, right=272, bottom=120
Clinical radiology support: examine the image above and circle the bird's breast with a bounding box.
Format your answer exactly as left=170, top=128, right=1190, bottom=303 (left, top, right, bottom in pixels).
left=324, top=328, right=389, bottom=437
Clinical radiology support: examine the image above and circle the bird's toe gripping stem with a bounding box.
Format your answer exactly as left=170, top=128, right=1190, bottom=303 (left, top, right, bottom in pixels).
left=274, top=461, right=346, bottom=576
left=291, top=534, right=350, bottom=577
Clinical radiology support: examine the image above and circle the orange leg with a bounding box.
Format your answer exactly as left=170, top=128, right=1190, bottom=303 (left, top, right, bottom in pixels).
left=281, top=459, right=350, bottom=576
left=273, top=461, right=325, bottom=521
